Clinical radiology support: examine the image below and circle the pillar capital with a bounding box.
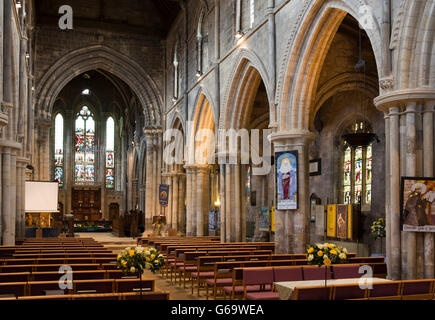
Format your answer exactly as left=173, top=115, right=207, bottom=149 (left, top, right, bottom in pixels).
left=374, top=88, right=435, bottom=113
left=270, top=130, right=315, bottom=150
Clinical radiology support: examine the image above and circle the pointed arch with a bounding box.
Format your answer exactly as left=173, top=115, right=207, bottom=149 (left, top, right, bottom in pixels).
left=221, top=49, right=274, bottom=130
left=276, top=0, right=383, bottom=132
left=35, top=45, right=163, bottom=127
left=189, top=91, right=216, bottom=165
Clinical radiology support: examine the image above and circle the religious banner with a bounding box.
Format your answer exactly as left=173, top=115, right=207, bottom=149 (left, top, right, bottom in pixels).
left=271, top=206, right=276, bottom=232
left=159, top=184, right=169, bottom=207
left=327, top=205, right=336, bottom=237
left=258, top=207, right=270, bottom=231
left=401, top=177, right=435, bottom=232
left=336, top=205, right=348, bottom=239
left=276, top=151, right=298, bottom=210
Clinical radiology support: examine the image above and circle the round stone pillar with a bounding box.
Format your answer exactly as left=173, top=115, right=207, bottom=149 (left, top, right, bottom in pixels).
left=270, top=131, right=315, bottom=254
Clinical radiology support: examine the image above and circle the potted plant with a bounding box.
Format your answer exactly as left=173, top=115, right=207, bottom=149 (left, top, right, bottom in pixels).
left=306, top=243, right=349, bottom=299
left=116, top=246, right=164, bottom=298
left=370, top=218, right=386, bottom=256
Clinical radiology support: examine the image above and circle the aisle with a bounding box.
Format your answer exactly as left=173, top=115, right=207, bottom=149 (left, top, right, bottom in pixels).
left=75, top=232, right=138, bottom=253
left=75, top=233, right=206, bottom=300
left=141, top=269, right=207, bottom=300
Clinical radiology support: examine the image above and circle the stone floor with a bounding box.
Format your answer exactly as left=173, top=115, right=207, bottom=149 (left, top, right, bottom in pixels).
left=75, top=232, right=208, bottom=300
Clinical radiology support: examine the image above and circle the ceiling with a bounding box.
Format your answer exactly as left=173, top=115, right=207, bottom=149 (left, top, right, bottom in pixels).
left=35, top=0, right=181, bottom=38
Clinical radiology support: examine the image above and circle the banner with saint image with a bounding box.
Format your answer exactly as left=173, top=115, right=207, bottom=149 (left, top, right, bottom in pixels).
left=401, top=177, right=435, bottom=232
left=276, top=151, right=298, bottom=210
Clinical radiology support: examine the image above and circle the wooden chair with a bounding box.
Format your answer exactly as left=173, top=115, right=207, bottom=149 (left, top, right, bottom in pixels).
left=122, top=291, right=170, bottom=300
left=302, top=266, right=333, bottom=280
left=28, top=280, right=70, bottom=296
left=73, top=279, right=115, bottom=294
left=292, top=285, right=333, bottom=300
left=367, top=281, right=402, bottom=299
left=243, top=268, right=279, bottom=300
left=400, top=279, right=434, bottom=300
left=0, top=272, right=30, bottom=283
left=332, top=283, right=368, bottom=300
left=115, top=278, right=155, bottom=293
left=273, top=266, right=303, bottom=282
left=0, top=282, right=27, bottom=298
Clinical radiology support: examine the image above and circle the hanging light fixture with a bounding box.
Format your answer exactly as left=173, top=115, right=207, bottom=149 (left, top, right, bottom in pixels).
left=342, top=25, right=379, bottom=147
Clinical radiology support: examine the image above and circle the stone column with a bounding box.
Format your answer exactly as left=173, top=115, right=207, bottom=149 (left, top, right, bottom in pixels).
left=423, top=102, right=434, bottom=279
left=196, top=166, right=209, bottom=237
left=405, top=102, right=417, bottom=279
left=65, top=111, right=73, bottom=215
left=166, top=173, right=173, bottom=228
left=191, top=166, right=197, bottom=235
left=389, top=107, right=401, bottom=280
left=16, top=158, right=27, bottom=239
left=219, top=164, right=226, bottom=242
left=144, top=130, right=154, bottom=230
left=172, top=174, right=179, bottom=231
left=185, top=166, right=194, bottom=236
left=384, top=114, right=392, bottom=278
left=152, top=142, right=157, bottom=218
left=2, top=148, right=12, bottom=244
left=225, top=164, right=232, bottom=242
left=177, top=173, right=186, bottom=235
left=234, top=163, right=241, bottom=242
left=270, top=131, right=315, bottom=254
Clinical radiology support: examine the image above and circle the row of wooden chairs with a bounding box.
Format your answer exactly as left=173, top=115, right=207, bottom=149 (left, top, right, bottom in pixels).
left=293, top=279, right=435, bottom=300
left=137, top=236, right=220, bottom=246
left=208, top=262, right=387, bottom=300
left=0, top=257, right=117, bottom=266
left=0, top=278, right=156, bottom=298
left=0, top=269, right=142, bottom=283
left=0, top=263, right=121, bottom=273
left=0, top=291, right=170, bottom=300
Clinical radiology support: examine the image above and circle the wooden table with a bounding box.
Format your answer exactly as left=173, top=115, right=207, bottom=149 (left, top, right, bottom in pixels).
left=274, top=278, right=391, bottom=300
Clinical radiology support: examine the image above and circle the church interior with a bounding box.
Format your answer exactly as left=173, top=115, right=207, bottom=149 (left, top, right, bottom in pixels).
left=0, top=0, right=434, bottom=301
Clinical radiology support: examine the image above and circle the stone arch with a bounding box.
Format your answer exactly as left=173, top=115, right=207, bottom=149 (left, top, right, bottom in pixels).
left=221, top=49, right=274, bottom=130
left=312, top=73, right=379, bottom=129
left=190, top=91, right=216, bottom=165
left=394, top=0, right=435, bottom=89
left=35, top=45, right=163, bottom=127
left=276, top=0, right=383, bottom=132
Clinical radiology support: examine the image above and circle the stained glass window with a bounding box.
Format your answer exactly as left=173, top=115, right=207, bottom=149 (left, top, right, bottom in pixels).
left=54, top=114, right=64, bottom=185
left=343, top=147, right=352, bottom=204
left=75, top=106, right=95, bottom=183
left=342, top=142, right=373, bottom=206
left=105, top=117, right=115, bottom=188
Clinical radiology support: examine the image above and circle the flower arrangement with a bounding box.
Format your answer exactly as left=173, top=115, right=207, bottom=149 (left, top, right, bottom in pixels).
left=370, top=218, right=386, bottom=240
left=116, top=246, right=165, bottom=275
left=306, top=243, right=348, bottom=267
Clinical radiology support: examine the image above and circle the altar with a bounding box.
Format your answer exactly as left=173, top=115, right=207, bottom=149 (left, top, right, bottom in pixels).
left=72, top=187, right=102, bottom=221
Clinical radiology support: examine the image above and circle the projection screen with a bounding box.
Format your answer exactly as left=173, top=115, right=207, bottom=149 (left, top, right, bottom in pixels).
left=25, top=181, right=59, bottom=213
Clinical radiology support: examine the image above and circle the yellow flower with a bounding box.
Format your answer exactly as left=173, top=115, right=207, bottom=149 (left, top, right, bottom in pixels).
left=129, top=250, right=135, bottom=256
left=307, top=247, right=314, bottom=254
left=122, top=260, right=127, bottom=267
left=146, top=257, right=150, bottom=262
left=117, top=255, right=122, bottom=260
left=151, top=254, right=156, bottom=259
left=323, top=257, right=332, bottom=266
left=327, top=244, right=334, bottom=249
left=317, top=250, right=323, bottom=257
left=330, top=249, right=337, bottom=255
